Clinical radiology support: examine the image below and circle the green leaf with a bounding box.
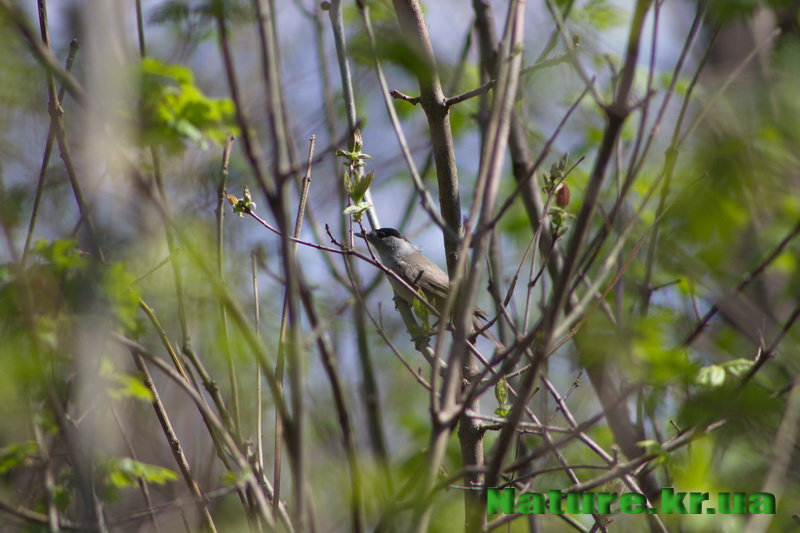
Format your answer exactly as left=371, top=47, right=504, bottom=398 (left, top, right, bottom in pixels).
left=721, top=358, right=754, bottom=378
left=230, top=185, right=256, bottom=217
left=33, top=239, right=86, bottom=275
left=495, top=377, right=508, bottom=406
left=349, top=170, right=374, bottom=203
left=101, top=358, right=153, bottom=402
left=138, top=58, right=238, bottom=152
left=637, top=440, right=667, bottom=456
left=220, top=470, right=240, bottom=485
left=32, top=317, right=59, bottom=352
left=0, top=441, right=38, bottom=474
left=343, top=201, right=371, bottom=223
left=696, top=364, right=727, bottom=388
left=54, top=486, right=71, bottom=511
left=576, top=0, right=624, bottom=30
left=411, top=288, right=431, bottom=327
left=108, top=374, right=154, bottom=402
left=108, top=458, right=178, bottom=489
left=104, top=262, right=141, bottom=332
left=343, top=169, right=354, bottom=196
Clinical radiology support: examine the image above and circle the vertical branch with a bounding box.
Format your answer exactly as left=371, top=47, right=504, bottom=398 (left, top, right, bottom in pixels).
left=215, top=134, right=242, bottom=441
left=272, top=137, right=316, bottom=518
left=133, top=0, right=237, bottom=440
left=37, top=0, right=104, bottom=263
left=484, top=0, right=655, bottom=511
left=213, top=5, right=272, bottom=197
left=133, top=355, right=219, bottom=532
left=35, top=2, right=106, bottom=529
left=328, top=0, right=380, bottom=230
left=444, top=2, right=527, bottom=531
left=324, top=1, right=390, bottom=476
left=390, top=0, right=463, bottom=271
left=354, top=1, right=450, bottom=233
left=472, top=0, right=572, bottom=310
left=120, top=338, right=282, bottom=531
left=31, top=418, right=62, bottom=533
left=251, top=251, right=265, bottom=478
left=109, top=408, right=161, bottom=533
left=251, top=0, right=296, bottom=519
left=21, top=39, right=79, bottom=268
left=269, top=137, right=316, bottom=528
left=252, top=0, right=291, bottom=178
left=296, top=279, right=364, bottom=533
left=213, top=6, right=310, bottom=525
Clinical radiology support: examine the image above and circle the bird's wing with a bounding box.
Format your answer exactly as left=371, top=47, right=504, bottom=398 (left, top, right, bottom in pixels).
left=398, top=255, right=450, bottom=304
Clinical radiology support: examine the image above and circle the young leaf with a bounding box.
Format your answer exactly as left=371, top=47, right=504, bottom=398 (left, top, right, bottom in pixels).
left=411, top=288, right=430, bottom=327
left=108, top=457, right=179, bottom=489
left=350, top=170, right=374, bottom=203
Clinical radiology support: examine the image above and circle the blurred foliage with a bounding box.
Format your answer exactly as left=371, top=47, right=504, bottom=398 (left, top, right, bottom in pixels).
left=98, top=456, right=179, bottom=502
left=100, top=358, right=154, bottom=402
left=138, top=58, right=238, bottom=151
left=705, top=0, right=793, bottom=22
left=0, top=441, right=38, bottom=475
left=149, top=0, right=252, bottom=27
left=0, top=0, right=798, bottom=531
left=572, top=0, right=625, bottom=30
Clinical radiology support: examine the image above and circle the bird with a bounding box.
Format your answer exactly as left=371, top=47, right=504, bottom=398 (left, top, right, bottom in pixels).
left=364, top=227, right=501, bottom=347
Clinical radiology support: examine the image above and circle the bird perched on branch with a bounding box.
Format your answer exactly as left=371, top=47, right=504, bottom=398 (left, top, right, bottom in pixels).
left=364, top=227, right=502, bottom=347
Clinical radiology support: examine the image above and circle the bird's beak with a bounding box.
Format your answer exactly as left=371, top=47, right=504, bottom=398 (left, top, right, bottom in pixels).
left=355, top=232, right=367, bottom=240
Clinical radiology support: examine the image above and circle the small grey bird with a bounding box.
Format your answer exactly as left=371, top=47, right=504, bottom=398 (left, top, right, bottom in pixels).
left=365, top=227, right=500, bottom=345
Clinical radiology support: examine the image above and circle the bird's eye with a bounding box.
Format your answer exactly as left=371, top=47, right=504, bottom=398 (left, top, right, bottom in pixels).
left=377, top=231, right=385, bottom=239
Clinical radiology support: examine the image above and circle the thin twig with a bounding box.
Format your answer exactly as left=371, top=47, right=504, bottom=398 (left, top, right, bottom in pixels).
left=443, top=52, right=572, bottom=107
left=682, top=219, right=800, bottom=347
left=216, top=134, right=242, bottom=443
left=273, top=135, right=316, bottom=522
left=21, top=39, right=79, bottom=267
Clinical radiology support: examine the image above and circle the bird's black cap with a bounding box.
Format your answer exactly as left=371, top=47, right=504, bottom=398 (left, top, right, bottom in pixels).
left=371, top=228, right=404, bottom=240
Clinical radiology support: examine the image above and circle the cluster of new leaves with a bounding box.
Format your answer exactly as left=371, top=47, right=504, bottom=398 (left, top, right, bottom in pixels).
left=339, top=129, right=374, bottom=223
left=228, top=185, right=256, bottom=218
left=542, top=153, right=574, bottom=238
left=138, top=58, right=237, bottom=151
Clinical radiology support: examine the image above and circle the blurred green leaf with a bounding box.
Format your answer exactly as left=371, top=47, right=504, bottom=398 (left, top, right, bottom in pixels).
left=495, top=377, right=508, bottom=406
left=705, top=0, right=760, bottom=22
left=411, top=288, right=431, bottom=327
left=100, top=358, right=154, bottom=402
left=721, top=358, right=755, bottom=379
left=0, top=442, right=38, bottom=474
left=33, top=239, right=86, bottom=276
left=494, top=407, right=509, bottom=418
left=104, top=262, right=141, bottom=333
left=696, top=364, right=727, bottom=388
left=109, top=374, right=154, bottom=402
left=679, top=382, right=782, bottom=432
left=138, top=58, right=238, bottom=152
left=638, top=440, right=667, bottom=456
left=107, top=457, right=178, bottom=489
left=574, top=0, right=625, bottom=30
left=220, top=470, right=240, bottom=485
